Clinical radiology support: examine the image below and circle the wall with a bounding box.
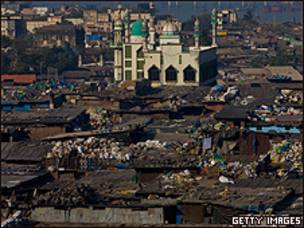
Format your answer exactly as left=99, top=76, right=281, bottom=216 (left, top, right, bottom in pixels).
left=1, top=17, right=24, bottom=38
left=181, top=204, right=204, bottom=224
left=199, top=51, right=217, bottom=86
left=123, top=43, right=143, bottom=81
left=31, top=207, right=164, bottom=224
left=145, top=45, right=200, bottom=86
left=80, top=99, right=120, bottom=109
left=26, top=20, right=53, bottom=33
left=29, top=126, right=66, bottom=139
left=66, top=18, right=84, bottom=26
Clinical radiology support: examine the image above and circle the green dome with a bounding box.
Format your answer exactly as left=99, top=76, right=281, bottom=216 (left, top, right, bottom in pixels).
left=131, top=19, right=143, bottom=36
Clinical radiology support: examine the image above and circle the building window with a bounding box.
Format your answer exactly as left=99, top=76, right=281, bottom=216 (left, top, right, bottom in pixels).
left=165, top=66, right=178, bottom=82
left=137, top=47, right=144, bottom=58
left=160, top=55, right=163, bottom=65
left=137, top=60, right=144, bottom=70
left=125, top=60, right=132, bottom=68
left=125, top=46, right=132, bottom=58
left=179, top=55, right=182, bottom=64
left=183, top=65, right=196, bottom=82
left=148, top=65, right=160, bottom=81
left=125, top=70, right=132, bottom=80
left=137, top=71, right=144, bottom=79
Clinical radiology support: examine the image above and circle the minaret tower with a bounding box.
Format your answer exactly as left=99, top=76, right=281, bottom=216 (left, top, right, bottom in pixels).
left=148, top=16, right=156, bottom=50
left=124, top=10, right=130, bottom=43
left=113, top=15, right=124, bottom=81
left=211, top=9, right=217, bottom=47
left=142, top=18, right=148, bottom=51
left=194, top=17, right=200, bottom=48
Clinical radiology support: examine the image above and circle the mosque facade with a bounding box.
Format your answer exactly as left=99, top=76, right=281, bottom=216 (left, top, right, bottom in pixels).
left=112, top=10, right=218, bottom=86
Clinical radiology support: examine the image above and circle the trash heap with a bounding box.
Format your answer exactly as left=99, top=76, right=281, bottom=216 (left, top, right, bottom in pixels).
left=89, top=108, right=121, bottom=131
left=3, top=80, right=79, bottom=101
left=160, top=169, right=195, bottom=191
left=205, top=85, right=225, bottom=101
left=269, top=140, right=303, bottom=175
left=251, top=104, right=302, bottom=122
left=47, top=138, right=131, bottom=171
left=36, top=183, right=102, bottom=207
left=275, top=90, right=303, bottom=105
left=130, top=140, right=167, bottom=151
left=204, top=85, right=240, bottom=103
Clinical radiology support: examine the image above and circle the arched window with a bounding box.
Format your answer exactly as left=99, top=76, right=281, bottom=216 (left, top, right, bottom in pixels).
left=165, top=66, right=178, bottom=82
left=148, top=65, right=160, bottom=81
left=183, top=65, right=196, bottom=82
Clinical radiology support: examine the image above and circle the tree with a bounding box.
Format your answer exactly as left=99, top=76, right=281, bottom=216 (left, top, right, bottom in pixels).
left=1, top=35, right=12, bottom=48
left=11, top=34, right=34, bottom=54
left=1, top=52, right=11, bottom=74
left=59, top=19, right=73, bottom=25
left=1, top=37, right=78, bottom=74
left=240, top=10, right=259, bottom=29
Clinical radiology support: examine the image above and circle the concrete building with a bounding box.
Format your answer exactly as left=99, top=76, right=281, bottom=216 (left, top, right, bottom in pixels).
left=216, top=9, right=237, bottom=31
left=1, top=15, right=26, bottom=38
left=65, top=18, right=84, bottom=26
left=113, top=13, right=217, bottom=87
left=26, top=16, right=62, bottom=33
left=83, top=9, right=113, bottom=33
left=35, top=24, right=85, bottom=49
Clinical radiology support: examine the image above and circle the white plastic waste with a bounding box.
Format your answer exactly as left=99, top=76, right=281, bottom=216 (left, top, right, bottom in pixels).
left=219, top=175, right=234, bottom=184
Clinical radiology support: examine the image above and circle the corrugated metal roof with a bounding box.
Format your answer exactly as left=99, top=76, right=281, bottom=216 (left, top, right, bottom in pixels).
left=266, top=66, right=303, bottom=81
left=1, top=141, right=52, bottom=162
left=1, top=74, right=37, bottom=84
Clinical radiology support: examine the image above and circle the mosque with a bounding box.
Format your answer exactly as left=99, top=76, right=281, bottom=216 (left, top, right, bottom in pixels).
left=112, top=10, right=218, bottom=86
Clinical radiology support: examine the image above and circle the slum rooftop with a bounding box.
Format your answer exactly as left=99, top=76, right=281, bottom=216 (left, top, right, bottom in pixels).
left=1, top=106, right=86, bottom=125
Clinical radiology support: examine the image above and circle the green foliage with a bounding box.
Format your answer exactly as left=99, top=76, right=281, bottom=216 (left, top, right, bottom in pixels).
left=60, top=19, right=74, bottom=25
left=1, top=35, right=12, bottom=48
left=1, top=52, right=11, bottom=74
left=12, top=34, right=34, bottom=53
left=1, top=35, right=77, bottom=74
left=239, top=10, right=259, bottom=29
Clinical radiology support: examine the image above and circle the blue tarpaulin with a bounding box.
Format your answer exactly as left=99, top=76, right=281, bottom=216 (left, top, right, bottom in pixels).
left=86, top=34, right=103, bottom=42
left=249, top=126, right=300, bottom=134
left=115, top=163, right=129, bottom=169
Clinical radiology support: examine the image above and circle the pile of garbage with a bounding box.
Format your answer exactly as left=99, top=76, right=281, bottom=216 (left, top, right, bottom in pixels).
left=36, top=184, right=102, bottom=207
left=160, top=170, right=195, bottom=191
left=204, top=85, right=240, bottom=103
left=130, top=140, right=167, bottom=151
left=269, top=140, right=303, bottom=175
left=89, top=108, right=121, bottom=131
left=2, top=80, right=79, bottom=101
left=205, top=85, right=225, bottom=101
left=222, top=72, right=243, bottom=82
left=251, top=105, right=302, bottom=122
left=29, top=80, right=78, bottom=95
left=47, top=138, right=131, bottom=171
left=275, top=90, right=303, bottom=105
